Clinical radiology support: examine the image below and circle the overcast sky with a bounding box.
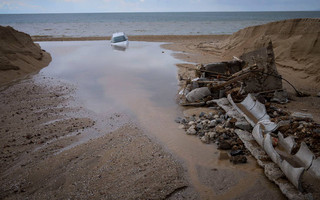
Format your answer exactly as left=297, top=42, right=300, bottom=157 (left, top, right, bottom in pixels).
left=0, top=0, right=319, bottom=13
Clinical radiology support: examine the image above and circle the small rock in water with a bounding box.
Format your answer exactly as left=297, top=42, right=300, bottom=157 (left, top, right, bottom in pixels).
left=230, top=155, right=247, bottom=164
left=175, top=117, right=182, bottom=123
left=219, top=152, right=229, bottom=160
left=178, top=124, right=186, bottom=129
left=218, top=140, right=232, bottom=150
left=230, top=150, right=243, bottom=156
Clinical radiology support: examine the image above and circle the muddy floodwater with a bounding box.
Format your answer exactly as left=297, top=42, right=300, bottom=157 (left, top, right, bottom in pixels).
left=37, top=41, right=284, bottom=199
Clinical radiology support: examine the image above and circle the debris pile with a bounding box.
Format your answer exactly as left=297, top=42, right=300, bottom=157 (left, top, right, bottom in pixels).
left=175, top=41, right=320, bottom=199
left=178, top=41, right=283, bottom=107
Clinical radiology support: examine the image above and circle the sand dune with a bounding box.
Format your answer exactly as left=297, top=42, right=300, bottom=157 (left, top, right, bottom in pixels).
left=0, top=26, right=51, bottom=86
left=209, top=18, right=320, bottom=91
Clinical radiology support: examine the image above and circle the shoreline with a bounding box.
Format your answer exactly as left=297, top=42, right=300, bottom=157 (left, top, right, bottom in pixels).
left=32, top=34, right=229, bottom=42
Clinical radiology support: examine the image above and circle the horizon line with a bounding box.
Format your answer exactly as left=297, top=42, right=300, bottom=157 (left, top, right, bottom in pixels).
left=1, top=10, right=320, bottom=15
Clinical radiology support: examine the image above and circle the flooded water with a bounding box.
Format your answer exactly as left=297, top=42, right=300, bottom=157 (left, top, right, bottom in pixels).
left=38, top=41, right=284, bottom=199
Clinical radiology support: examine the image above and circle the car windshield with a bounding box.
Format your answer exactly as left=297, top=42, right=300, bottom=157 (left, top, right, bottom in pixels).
left=112, top=35, right=127, bottom=43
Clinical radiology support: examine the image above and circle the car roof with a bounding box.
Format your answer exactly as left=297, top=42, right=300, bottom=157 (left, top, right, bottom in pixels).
left=112, top=32, right=126, bottom=37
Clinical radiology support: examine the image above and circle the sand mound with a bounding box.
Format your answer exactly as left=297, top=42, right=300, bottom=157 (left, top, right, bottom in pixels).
left=214, top=18, right=320, bottom=90
left=0, top=26, right=51, bottom=86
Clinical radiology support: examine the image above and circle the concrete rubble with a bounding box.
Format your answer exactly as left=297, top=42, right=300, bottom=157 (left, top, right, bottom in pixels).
left=175, top=41, right=320, bottom=199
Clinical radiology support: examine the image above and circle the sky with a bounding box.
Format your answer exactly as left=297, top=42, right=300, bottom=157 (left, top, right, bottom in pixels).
left=0, top=0, right=319, bottom=14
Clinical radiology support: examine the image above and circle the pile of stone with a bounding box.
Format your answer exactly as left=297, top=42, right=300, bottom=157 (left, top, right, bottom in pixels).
left=175, top=109, right=250, bottom=164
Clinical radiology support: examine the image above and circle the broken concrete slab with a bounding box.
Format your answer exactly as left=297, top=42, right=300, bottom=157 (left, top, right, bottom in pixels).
left=240, top=41, right=283, bottom=93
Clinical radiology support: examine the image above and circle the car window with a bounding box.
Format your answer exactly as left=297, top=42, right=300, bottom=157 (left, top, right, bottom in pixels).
left=112, top=36, right=127, bottom=43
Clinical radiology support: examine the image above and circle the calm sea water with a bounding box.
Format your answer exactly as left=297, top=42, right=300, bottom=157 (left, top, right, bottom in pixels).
left=0, top=12, right=319, bottom=37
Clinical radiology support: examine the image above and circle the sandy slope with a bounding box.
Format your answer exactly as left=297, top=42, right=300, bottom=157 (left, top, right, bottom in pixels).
left=0, top=26, right=51, bottom=86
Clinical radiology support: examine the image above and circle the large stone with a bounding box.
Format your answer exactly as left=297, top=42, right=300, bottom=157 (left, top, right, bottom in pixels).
left=235, top=121, right=251, bottom=131
left=186, top=87, right=211, bottom=102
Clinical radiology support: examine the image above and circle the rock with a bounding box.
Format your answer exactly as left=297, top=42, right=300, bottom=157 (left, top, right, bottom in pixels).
left=198, top=131, right=205, bottom=137
left=218, top=140, right=232, bottom=150
left=291, top=112, right=313, bottom=121
left=221, top=133, right=230, bottom=140
left=225, top=118, right=236, bottom=128
left=214, top=115, right=219, bottom=119
left=189, top=116, right=196, bottom=122
left=175, top=117, right=182, bottom=123
left=178, top=124, right=185, bottom=129
left=186, top=87, right=211, bottom=102
left=201, top=135, right=210, bottom=144
left=201, top=120, right=209, bottom=125
left=199, top=112, right=205, bottom=118
left=196, top=123, right=204, bottom=130
left=216, top=118, right=224, bottom=124
left=215, top=125, right=226, bottom=133
left=230, top=155, right=247, bottom=164
left=271, top=90, right=289, bottom=104
left=187, top=126, right=197, bottom=135
left=209, top=120, right=217, bottom=128
left=230, top=150, right=243, bottom=156
left=208, top=132, right=216, bottom=139
left=219, top=152, right=229, bottom=160
left=188, top=121, right=195, bottom=126
left=235, top=121, right=251, bottom=131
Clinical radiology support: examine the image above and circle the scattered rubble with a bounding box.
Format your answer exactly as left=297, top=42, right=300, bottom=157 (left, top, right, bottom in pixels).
left=175, top=41, right=320, bottom=199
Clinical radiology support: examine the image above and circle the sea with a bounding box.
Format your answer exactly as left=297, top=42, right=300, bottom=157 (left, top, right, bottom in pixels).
left=0, top=12, right=320, bottom=37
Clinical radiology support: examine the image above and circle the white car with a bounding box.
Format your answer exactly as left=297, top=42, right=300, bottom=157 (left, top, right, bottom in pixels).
left=110, top=32, right=128, bottom=50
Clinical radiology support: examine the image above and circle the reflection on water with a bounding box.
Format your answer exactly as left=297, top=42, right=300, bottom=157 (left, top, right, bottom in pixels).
left=111, top=41, right=129, bottom=51
left=40, top=41, right=178, bottom=113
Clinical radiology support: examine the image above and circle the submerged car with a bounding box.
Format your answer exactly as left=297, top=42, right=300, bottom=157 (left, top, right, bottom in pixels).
left=110, top=32, right=128, bottom=50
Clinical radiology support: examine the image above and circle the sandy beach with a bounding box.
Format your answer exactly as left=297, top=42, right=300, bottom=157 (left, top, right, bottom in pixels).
left=1, top=18, right=320, bottom=199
